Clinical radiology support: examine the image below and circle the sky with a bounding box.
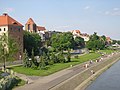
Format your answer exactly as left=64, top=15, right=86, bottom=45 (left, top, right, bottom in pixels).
left=0, top=0, right=120, bottom=40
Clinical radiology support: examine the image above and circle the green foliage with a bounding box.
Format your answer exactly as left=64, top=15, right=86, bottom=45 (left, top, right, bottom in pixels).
left=0, top=33, right=18, bottom=70
left=8, top=77, right=25, bottom=90
left=66, top=49, right=71, bottom=62
left=57, top=52, right=66, bottom=63
left=51, top=32, right=74, bottom=51
left=31, top=49, right=38, bottom=69
left=12, top=50, right=113, bottom=76
left=39, top=56, right=46, bottom=70
left=74, top=55, right=78, bottom=59
left=74, top=37, right=85, bottom=48
left=23, top=31, right=41, bottom=56
left=23, top=50, right=31, bottom=68
left=86, top=32, right=105, bottom=50
left=50, top=52, right=57, bottom=63
left=43, top=52, right=49, bottom=65
left=112, top=40, right=120, bottom=44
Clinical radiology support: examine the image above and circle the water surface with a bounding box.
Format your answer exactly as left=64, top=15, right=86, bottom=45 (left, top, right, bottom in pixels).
left=86, top=60, right=120, bottom=90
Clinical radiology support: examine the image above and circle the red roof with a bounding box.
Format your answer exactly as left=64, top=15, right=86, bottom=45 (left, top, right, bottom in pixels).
left=0, top=13, right=23, bottom=26
left=72, top=30, right=81, bottom=34
left=26, top=18, right=36, bottom=24
left=106, top=37, right=111, bottom=41
left=37, top=26, right=46, bottom=31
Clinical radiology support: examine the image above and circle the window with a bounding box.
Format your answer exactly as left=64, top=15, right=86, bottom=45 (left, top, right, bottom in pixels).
left=18, top=37, right=20, bottom=40
left=19, top=28, right=20, bottom=32
left=28, top=24, right=30, bottom=31
left=11, top=28, right=12, bottom=30
left=0, top=28, right=1, bottom=31
left=4, top=28, right=5, bottom=31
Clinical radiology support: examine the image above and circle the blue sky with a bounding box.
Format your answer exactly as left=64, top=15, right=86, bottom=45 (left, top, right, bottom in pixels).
left=0, top=0, right=120, bottom=40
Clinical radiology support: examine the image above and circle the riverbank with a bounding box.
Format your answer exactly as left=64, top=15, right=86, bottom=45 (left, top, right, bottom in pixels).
left=75, top=53, right=120, bottom=90
left=50, top=52, right=120, bottom=90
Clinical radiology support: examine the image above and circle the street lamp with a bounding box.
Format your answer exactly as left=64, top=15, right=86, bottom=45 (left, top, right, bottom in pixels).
left=29, top=58, right=31, bottom=61
left=19, top=55, right=21, bottom=60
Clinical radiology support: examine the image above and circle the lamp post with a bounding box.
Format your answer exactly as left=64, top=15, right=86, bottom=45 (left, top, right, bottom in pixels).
left=19, top=55, right=21, bottom=60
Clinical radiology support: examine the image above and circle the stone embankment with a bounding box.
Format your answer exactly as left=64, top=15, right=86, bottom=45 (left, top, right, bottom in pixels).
left=50, top=52, right=120, bottom=90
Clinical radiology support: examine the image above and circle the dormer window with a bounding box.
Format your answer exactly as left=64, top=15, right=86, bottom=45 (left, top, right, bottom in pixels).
left=13, top=22, right=18, bottom=25
left=4, top=28, right=5, bottom=31
left=3, top=13, right=8, bottom=16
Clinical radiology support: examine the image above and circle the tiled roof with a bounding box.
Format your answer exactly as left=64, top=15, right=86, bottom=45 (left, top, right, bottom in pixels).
left=106, top=37, right=111, bottom=41
left=0, top=13, right=23, bottom=26
left=37, top=26, right=46, bottom=31
left=72, top=30, right=81, bottom=34
left=26, top=18, right=36, bottom=24
left=106, top=37, right=110, bottom=39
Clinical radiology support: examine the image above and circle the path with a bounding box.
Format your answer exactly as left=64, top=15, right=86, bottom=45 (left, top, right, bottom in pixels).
left=14, top=52, right=119, bottom=90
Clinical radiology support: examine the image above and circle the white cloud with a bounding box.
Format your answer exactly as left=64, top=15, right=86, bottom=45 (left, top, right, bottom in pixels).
left=84, top=6, right=90, bottom=10
left=113, top=8, right=119, bottom=11
left=105, top=11, right=110, bottom=15
left=103, top=7, right=120, bottom=16
left=111, top=11, right=120, bottom=16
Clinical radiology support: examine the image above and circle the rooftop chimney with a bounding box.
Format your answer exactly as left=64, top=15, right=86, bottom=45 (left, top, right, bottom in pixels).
left=3, top=13, right=8, bottom=16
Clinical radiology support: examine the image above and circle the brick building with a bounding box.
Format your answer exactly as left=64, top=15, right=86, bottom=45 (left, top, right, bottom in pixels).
left=0, top=13, right=23, bottom=60
left=25, top=18, right=48, bottom=41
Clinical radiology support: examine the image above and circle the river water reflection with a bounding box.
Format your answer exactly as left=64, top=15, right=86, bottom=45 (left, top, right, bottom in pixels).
left=86, top=60, right=120, bottom=90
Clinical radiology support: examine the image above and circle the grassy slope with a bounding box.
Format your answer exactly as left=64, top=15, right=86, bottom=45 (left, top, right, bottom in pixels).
left=11, top=50, right=114, bottom=76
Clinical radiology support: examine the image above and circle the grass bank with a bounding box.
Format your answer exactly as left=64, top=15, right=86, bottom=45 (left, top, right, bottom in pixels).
left=11, top=50, right=114, bottom=76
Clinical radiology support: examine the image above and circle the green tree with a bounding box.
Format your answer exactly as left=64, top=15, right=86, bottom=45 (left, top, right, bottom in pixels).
left=23, top=49, right=31, bottom=68
left=74, top=37, right=85, bottom=48
left=23, top=31, right=41, bottom=56
left=43, top=52, right=49, bottom=65
left=86, top=32, right=105, bottom=50
left=39, top=56, right=46, bottom=70
left=31, top=49, right=38, bottom=69
left=50, top=52, right=57, bottom=63
left=51, top=32, right=74, bottom=51
left=57, top=52, right=65, bottom=63
left=66, top=49, right=71, bottom=62
left=0, top=33, right=18, bottom=71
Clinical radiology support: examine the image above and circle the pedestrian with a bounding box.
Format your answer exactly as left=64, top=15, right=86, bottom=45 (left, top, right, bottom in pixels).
left=91, top=70, right=95, bottom=74
left=85, top=63, right=89, bottom=68
left=90, top=60, right=93, bottom=64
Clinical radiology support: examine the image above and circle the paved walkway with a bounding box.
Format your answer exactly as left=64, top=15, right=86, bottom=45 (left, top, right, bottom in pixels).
left=14, top=52, right=119, bottom=90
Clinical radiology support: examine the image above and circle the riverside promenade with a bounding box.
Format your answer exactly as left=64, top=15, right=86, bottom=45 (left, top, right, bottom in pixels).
left=14, top=52, right=120, bottom=90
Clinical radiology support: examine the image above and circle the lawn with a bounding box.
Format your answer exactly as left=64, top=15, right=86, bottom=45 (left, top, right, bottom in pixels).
left=99, top=49, right=114, bottom=54
left=11, top=50, right=114, bottom=76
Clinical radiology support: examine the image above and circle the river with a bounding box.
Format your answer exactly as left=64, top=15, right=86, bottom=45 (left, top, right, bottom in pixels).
left=86, top=60, right=120, bottom=90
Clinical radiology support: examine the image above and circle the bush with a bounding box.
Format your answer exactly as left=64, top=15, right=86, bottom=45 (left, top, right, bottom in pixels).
left=74, top=55, right=78, bottom=59
left=0, top=76, right=25, bottom=90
